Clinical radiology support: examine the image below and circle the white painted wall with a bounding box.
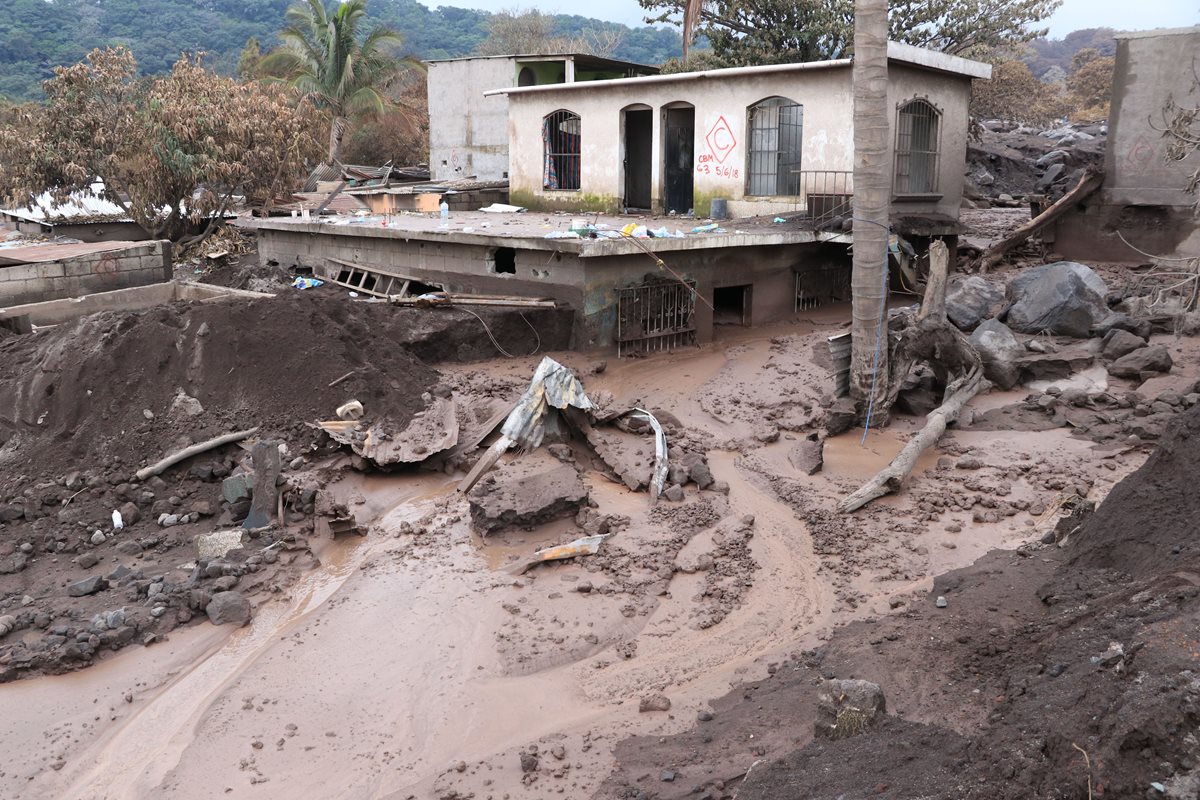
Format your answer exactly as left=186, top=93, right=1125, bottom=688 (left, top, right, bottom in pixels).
left=505, top=61, right=973, bottom=220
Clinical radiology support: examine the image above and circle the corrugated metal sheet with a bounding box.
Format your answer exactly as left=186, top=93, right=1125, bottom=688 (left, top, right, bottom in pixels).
left=828, top=332, right=851, bottom=398
left=501, top=356, right=595, bottom=449
left=2, top=186, right=131, bottom=225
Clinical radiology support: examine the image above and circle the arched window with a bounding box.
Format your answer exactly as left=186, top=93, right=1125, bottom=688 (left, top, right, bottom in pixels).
left=543, top=110, right=581, bottom=191
left=894, top=99, right=941, bottom=194
left=518, top=67, right=536, bottom=87
left=745, top=97, right=803, bottom=196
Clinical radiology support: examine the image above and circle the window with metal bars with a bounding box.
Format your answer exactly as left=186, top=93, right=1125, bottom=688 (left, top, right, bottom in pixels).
left=542, top=109, right=581, bottom=191
left=745, top=97, right=803, bottom=196
left=894, top=99, right=941, bottom=195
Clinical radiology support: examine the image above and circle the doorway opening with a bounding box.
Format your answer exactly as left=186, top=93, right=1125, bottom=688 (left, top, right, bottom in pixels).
left=713, top=284, right=751, bottom=326
left=663, top=105, right=694, bottom=214
left=623, top=106, right=653, bottom=210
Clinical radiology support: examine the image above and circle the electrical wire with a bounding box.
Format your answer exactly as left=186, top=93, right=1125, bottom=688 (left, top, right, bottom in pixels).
left=457, top=307, right=542, bottom=359
left=844, top=215, right=893, bottom=445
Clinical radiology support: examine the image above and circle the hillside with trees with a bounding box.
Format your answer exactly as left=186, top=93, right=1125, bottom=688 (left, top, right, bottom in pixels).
left=0, top=0, right=682, bottom=102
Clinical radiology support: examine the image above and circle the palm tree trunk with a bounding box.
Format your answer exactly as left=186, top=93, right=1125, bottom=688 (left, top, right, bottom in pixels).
left=328, top=116, right=348, bottom=164
left=848, top=0, right=891, bottom=422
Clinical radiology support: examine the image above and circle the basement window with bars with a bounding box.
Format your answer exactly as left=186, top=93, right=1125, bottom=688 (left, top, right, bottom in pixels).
left=746, top=97, right=804, bottom=196
left=543, top=109, right=581, bottom=191
left=894, top=99, right=941, bottom=196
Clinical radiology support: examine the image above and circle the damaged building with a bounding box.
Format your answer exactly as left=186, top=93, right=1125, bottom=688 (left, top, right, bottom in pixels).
left=248, top=42, right=989, bottom=351
left=1053, top=25, right=1200, bottom=261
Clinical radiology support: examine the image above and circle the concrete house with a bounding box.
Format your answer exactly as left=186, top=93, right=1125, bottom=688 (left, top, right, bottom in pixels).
left=487, top=42, right=990, bottom=221
left=427, top=54, right=659, bottom=182
left=1055, top=26, right=1200, bottom=260
left=249, top=43, right=989, bottom=353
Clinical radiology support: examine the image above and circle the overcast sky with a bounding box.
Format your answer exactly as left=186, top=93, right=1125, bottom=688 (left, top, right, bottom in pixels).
left=421, top=0, right=1198, bottom=38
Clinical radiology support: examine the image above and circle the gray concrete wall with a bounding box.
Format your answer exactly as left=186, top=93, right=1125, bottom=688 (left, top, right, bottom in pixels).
left=1056, top=26, right=1200, bottom=261
left=254, top=224, right=847, bottom=348
left=0, top=281, right=268, bottom=327
left=504, top=61, right=973, bottom=220
left=428, top=58, right=516, bottom=182
left=0, top=241, right=170, bottom=307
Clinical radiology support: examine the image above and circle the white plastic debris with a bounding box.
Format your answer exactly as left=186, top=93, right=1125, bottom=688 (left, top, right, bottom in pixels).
left=336, top=400, right=364, bottom=421
left=112, top=510, right=124, bottom=530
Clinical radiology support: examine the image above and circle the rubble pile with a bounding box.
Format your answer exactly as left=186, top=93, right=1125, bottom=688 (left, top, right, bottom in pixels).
left=965, top=120, right=1105, bottom=207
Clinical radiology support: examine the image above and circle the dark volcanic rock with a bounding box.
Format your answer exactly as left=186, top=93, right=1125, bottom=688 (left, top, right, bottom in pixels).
left=1108, top=345, right=1173, bottom=381
left=67, top=575, right=105, bottom=597
left=1005, top=262, right=1109, bottom=337
left=206, top=591, right=252, bottom=626
left=946, top=276, right=1004, bottom=331
left=969, top=319, right=1024, bottom=390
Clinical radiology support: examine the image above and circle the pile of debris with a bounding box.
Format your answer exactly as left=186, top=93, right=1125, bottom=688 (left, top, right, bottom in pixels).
left=965, top=120, right=1105, bottom=207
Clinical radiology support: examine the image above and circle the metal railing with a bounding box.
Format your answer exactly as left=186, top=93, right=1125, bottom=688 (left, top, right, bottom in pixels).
left=616, top=279, right=698, bottom=357
left=790, top=170, right=854, bottom=224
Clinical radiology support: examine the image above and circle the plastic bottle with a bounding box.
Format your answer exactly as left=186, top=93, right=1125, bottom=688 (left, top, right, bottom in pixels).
left=439, top=201, right=449, bottom=220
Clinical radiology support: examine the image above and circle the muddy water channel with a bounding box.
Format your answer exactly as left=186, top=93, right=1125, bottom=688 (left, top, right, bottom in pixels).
left=0, top=318, right=1142, bottom=799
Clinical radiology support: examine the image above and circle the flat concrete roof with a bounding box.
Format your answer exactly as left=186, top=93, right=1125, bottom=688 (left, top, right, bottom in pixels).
left=240, top=212, right=849, bottom=258
left=1114, top=25, right=1200, bottom=40
left=0, top=240, right=147, bottom=267
left=485, top=41, right=990, bottom=98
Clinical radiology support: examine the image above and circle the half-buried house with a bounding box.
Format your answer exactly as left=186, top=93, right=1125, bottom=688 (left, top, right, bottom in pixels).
left=248, top=42, right=990, bottom=353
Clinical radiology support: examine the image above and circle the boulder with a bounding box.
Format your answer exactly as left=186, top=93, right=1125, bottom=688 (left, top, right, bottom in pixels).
left=824, top=397, right=858, bottom=436
left=1005, top=262, right=1109, bottom=337
left=1100, top=329, right=1147, bottom=361
left=118, top=502, right=141, bottom=527
left=969, top=319, right=1024, bottom=390
left=0, top=552, right=29, bottom=574
left=815, top=678, right=887, bottom=739
left=946, top=276, right=1004, bottom=331
left=67, top=575, right=105, bottom=597
left=1108, top=345, right=1173, bottom=381
left=205, top=591, right=252, bottom=626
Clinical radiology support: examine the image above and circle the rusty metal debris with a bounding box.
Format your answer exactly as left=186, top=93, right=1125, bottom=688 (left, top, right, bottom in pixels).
left=503, top=534, right=608, bottom=575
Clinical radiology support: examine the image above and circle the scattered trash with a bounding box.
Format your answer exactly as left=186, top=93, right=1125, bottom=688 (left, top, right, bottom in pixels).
left=691, top=223, right=720, bottom=233
left=336, top=400, right=364, bottom=421
left=935, top=595, right=948, bottom=608
left=111, top=509, right=124, bottom=530
left=773, top=217, right=786, bottom=223
left=291, top=277, right=324, bottom=289
left=544, top=230, right=581, bottom=239
left=479, top=203, right=526, bottom=213
left=504, top=534, right=607, bottom=575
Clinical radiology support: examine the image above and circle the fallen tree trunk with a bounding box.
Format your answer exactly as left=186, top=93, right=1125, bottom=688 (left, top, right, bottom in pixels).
left=840, top=366, right=985, bottom=512
left=136, top=427, right=259, bottom=480
left=976, top=168, right=1104, bottom=273
left=842, top=240, right=990, bottom=512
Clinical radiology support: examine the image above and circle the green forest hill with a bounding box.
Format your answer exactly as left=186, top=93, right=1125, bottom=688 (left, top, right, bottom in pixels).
left=0, top=0, right=1117, bottom=104
left=0, top=0, right=683, bottom=101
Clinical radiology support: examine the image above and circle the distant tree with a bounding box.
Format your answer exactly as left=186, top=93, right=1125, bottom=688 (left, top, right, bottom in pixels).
left=1065, top=47, right=1114, bottom=121
left=475, top=9, right=628, bottom=58
left=261, top=0, right=403, bottom=164
left=340, top=69, right=429, bottom=167
left=641, top=0, right=1061, bottom=66
left=0, top=47, right=323, bottom=243
left=971, top=57, right=1065, bottom=125
left=237, top=36, right=263, bottom=79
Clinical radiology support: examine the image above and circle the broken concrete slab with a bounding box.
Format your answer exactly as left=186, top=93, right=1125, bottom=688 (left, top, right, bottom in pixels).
left=222, top=472, right=254, bottom=505
left=319, top=395, right=459, bottom=467
left=468, top=464, right=589, bottom=534
left=196, top=529, right=248, bottom=560
left=1015, top=347, right=1095, bottom=383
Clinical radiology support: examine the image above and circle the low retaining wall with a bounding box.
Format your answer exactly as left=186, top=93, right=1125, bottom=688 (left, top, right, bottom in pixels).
left=0, top=240, right=171, bottom=306
left=0, top=281, right=272, bottom=327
